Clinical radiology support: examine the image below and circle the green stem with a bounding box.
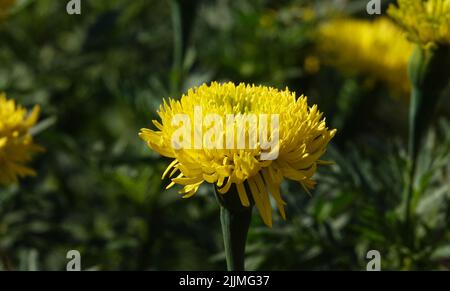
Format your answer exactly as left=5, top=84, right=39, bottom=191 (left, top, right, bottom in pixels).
left=405, top=87, right=424, bottom=227
left=405, top=87, right=434, bottom=232
left=214, top=185, right=252, bottom=271
left=169, top=0, right=199, bottom=96
left=402, top=44, right=450, bottom=254
left=404, top=45, right=450, bottom=227
left=170, top=0, right=182, bottom=96
left=220, top=205, right=252, bottom=271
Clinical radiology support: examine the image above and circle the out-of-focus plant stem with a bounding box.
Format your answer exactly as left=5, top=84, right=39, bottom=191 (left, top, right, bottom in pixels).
left=169, top=0, right=199, bottom=96
left=405, top=45, right=450, bottom=230
left=0, top=250, right=14, bottom=271
left=170, top=0, right=183, bottom=96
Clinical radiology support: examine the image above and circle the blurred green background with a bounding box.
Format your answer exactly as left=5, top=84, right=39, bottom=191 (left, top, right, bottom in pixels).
left=0, top=0, right=449, bottom=270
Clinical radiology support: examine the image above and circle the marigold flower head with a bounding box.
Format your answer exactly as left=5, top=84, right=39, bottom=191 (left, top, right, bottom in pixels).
left=388, top=0, right=450, bottom=47
left=318, top=17, right=413, bottom=95
left=0, top=93, right=42, bottom=185
left=139, top=82, right=336, bottom=227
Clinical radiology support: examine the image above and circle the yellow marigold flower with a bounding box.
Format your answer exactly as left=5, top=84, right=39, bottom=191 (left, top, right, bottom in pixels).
left=139, top=82, right=336, bottom=227
left=0, top=0, right=15, bottom=19
left=318, top=17, right=414, bottom=95
left=0, top=93, right=42, bottom=185
left=388, top=0, right=450, bottom=47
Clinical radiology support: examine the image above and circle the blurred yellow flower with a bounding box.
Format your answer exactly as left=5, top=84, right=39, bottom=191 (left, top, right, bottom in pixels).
left=388, top=0, right=450, bottom=47
left=301, top=7, right=316, bottom=22
left=139, top=82, right=336, bottom=227
left=0, top=93, right=42, bottom=185
left=0, top=0, right=15, bottom=19
left=304, top=55, right=320, bottom=74
left=318, top=17, right=414, bottom=95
